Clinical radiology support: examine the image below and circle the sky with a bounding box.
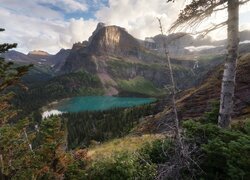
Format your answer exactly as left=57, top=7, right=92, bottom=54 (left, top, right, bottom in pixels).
left=0, top=0, right=250, bottom=54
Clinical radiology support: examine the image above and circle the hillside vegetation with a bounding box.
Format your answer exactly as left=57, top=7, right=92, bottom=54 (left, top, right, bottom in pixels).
left=117, top=76, right=167, bottom=97
left=135, top=53, right=250, bottom=134
left=14, top=71, right=104, bottom=119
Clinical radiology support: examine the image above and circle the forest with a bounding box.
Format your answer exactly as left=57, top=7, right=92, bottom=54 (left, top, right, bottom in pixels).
left=63, top=104, right=158, bottom=149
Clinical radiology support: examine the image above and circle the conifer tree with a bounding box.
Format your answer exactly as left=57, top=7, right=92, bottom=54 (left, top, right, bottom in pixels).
left=0, top=28, right=31, bottom=125
left=0, top=28, right=30, bottom=179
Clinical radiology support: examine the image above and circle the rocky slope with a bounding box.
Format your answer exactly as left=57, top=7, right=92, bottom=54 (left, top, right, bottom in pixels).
left=136, top=53, right=250, bottom=133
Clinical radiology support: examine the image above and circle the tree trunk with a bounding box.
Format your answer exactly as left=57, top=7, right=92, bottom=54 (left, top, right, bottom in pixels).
left=218, top=0, right=239, bottom=128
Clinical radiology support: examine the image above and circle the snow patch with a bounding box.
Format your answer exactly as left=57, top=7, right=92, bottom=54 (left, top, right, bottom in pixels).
left=184, top=45, right=219, bottom=52
left=240, top=40, right=250, bottom=44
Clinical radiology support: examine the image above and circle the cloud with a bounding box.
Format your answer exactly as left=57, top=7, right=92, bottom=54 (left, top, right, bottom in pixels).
left=39, top=0, right=88, bottom=13
left=68, top=18, right=97, bottom=43
left=1, top=0, right=250, bottom=53
left=0, top=0, right=97, bottom=54
left=95, top=0, right=250, bottom=41
left=0, top=0, right=62, bottom=19
left=96, top=0, right=186, bottom=39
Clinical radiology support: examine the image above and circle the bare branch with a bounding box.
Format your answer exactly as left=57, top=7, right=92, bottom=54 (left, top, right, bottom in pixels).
left=169, top=0, right=228, bottom=33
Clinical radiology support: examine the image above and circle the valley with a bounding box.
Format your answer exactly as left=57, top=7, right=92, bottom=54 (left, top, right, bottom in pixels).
left=7, top=23, right=234, bottom=116
left=1, top=19, right=250, bottom=179
left=5, top=22, right=250, bottom=147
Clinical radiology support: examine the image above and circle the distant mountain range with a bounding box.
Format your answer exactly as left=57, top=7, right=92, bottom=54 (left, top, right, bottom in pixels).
left=3, top=49, right=70, bottom=71
left=3, top=25, right=250, bottom=66
left=143, top=30, right=250, bottom=57
left=2, top=23, right=250, bottom=96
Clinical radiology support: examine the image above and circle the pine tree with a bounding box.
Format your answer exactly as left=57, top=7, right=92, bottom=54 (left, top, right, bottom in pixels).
left=0, top=28, right=31, bottom=179
left=0, top=29, right=31, bottom=125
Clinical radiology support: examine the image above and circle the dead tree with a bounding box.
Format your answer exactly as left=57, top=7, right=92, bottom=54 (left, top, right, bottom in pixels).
left=156, top=18, right=204, bottom=180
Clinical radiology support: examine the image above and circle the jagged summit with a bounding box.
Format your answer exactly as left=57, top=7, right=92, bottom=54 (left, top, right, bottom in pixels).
left=87, top=24, right=140, bottom=56
left=69, top=22, right=139, bottom=56
left=88, top=22, right=106, bottom=44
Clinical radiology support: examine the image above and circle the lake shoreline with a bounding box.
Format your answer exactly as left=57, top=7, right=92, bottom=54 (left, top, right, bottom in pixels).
left=41, top=96, right=156, bottom=119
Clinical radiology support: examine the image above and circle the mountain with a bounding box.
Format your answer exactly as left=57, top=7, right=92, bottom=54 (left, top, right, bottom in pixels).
left=3, top=50, right=37, bottom=63
left=49, top=49, right=71, bottom=71
left=12, top=23, right=250, bottom=109
left=144, top=30, right=250, bottom=58
left=60, top=23, right=202, bottom=96
left=2, top=48, right=70, bottom=68
left=87, top=25, right=141, bottom=56
left=2, top=49, right=71, bottom=87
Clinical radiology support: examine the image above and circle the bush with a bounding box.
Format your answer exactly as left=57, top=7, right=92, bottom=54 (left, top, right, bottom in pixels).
left=64, top=162, right=87, bottom=180
left=136, top=117, right=250, bottom=180
left=183, top=120, right=250, bottom=180
left=139, top=139, right=173, bottom=164
left=202, top=100, right=220, bottom=124
left=86, top=151, right=156, bottom=180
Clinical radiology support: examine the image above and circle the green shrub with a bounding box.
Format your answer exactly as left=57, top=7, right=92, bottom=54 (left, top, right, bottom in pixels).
left=202, top=135, right=250, bottom=180
left=139, top=139, right=173, bottom=164
left=64, top=162, right=87, bottom=180
left=136, top=117, right=250, bottom=180
left=231, top=119, right=250, bottom=135
left=183, top=120, right=250, bottom=180
left=202, top=101, right=220, bottom=124
left=87, top=151, right=156, bottom=180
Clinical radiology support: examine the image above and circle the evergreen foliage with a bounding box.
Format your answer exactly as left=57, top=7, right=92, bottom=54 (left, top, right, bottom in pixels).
left=183, top=119, right=250, bottom=179
left=63, top=104, right=157, bottom=149
left=0, top=29, right=31, bottom=125
left=13, top=71, right=104, bottom=119
left=136, top=104, right=250, bottom=179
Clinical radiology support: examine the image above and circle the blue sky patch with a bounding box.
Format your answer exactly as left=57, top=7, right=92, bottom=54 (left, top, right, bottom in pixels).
left=38, top=0, right=109, bottom=20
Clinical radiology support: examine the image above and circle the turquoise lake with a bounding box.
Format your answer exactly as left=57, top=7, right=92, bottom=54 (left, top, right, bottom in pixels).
left=56, top=96, right=156, bottom=113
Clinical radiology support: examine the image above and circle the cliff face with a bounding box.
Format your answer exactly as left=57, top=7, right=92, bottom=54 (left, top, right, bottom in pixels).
left=87, top=25, right=141, bottom=57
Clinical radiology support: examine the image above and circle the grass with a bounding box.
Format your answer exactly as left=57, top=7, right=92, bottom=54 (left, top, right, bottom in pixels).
left=107, top=58, right=165, bottom=71
left=117, top=76, right=167, bottom=97
left=87, top=134, right=164, bottom=160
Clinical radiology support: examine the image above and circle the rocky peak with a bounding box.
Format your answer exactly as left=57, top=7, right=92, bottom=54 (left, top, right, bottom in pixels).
left=87, top=24, right=140, bottom=56
left=88, top=22, right=106, bottom=44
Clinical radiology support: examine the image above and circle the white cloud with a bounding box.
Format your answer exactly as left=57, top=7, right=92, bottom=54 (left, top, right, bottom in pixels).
left=68, top=18, right=98, bottom=44
left=40, top=0, right=88, bottom=13
left=0, top=1, right=97, bottom=54
left=96, top=0, right=186, bottom=39
left=95, top=0, right=250, bottom=41
left=1, top=0, right=250, bottom=54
